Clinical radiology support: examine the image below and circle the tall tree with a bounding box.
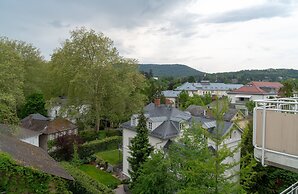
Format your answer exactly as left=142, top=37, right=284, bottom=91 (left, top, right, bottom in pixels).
left=240, top=120, right=298, bottom=193
left=0, top=39, right=24, bottom=124
left=128, top=112, right=153, bottom=184
left=19, top=93, right=47, bottom=118
left=50, top=28, right=146, bottom=130
left=0, top=37, right=46, bottom=96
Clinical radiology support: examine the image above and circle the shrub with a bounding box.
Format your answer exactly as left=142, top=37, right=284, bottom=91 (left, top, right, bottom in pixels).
left=79, top=129, right=121, bottom=142
left=61, top=162, right=112, bottom=194
left=49, top=134, right=83, bottom=161
left=78, top=136, right=121, bottom=160
left=0, top=152, right=70, bottom=193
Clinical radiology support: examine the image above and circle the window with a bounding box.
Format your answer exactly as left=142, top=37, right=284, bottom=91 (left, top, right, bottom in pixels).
left=148, top=122, right=152, bottom=130
left=179, top=122, right=184, bottom=130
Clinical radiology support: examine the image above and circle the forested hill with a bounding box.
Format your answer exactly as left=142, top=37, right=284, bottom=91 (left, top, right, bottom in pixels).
left=206, top=69, right=298, bottom=84
left=139, top=64, right=203, bottom=77
left=139, top=64, right=298, bottom=83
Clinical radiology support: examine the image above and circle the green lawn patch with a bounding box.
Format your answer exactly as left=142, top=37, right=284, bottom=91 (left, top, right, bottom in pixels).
left=79, top=164, right=120, bottom=189
left=95, top=149, right=122, bottom=165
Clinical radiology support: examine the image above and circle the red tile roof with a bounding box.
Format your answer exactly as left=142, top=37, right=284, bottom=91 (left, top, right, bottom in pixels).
left=228, top=81, right=283, bottom=95
left=249, top=81, right=283, bottom=89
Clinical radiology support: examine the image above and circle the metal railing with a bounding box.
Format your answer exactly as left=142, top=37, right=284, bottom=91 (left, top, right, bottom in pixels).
left=253, top=97, right=298, bottom=167
left=280, top=181, right=298, bottom=194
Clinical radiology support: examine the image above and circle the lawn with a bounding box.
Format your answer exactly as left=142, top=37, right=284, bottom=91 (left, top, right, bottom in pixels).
left=79, top=164, right=120, bottom=189
left=95, top=149, right=122, bottom=165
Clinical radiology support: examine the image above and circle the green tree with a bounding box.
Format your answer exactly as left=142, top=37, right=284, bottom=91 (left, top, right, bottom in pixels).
left=132, top=151, right=176, bottom=194
left=50, top=27, right=146, bottom=130
left=0, top=37, right=46, bottom=96
left=245, top=100, right=255, bottom=114
left=0, top=39, right=24, bottom=124
left=71, top=143, right=81, bottom=166
left=128, top=112, right=153, bottom=185
left=240, top=120, right=298, bottom=193
left=18, top=93, right=47, bottom=118
left=133, top=100, right=244, bottom=193
left=177, top=91, right=189, bottom=109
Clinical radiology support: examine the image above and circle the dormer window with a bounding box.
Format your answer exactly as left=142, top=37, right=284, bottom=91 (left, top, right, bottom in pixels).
left=148, top=121, right=152, bottom=130
left=179, top=122, right=184, bottom=130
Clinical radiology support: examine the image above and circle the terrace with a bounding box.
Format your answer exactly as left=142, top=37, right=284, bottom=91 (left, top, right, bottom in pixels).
left=253, top=98, right=298, bottom=172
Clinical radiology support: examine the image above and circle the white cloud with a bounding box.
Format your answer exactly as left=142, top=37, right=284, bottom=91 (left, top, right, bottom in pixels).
left=0, top=0, right=297, bottom=72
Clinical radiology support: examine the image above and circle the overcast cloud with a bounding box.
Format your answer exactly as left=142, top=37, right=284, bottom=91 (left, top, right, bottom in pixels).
left=0, top=0, right=298, bottom=72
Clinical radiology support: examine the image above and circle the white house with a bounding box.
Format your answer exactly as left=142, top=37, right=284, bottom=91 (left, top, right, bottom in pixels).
left=121, top=99, right=243, bottom=179
left=175, top=81, right=243, bottom=97
left=228, top=81, right=283, bottom=104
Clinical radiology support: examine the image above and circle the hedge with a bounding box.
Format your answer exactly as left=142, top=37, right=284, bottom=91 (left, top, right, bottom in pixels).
left=61, top=162, right=112, bottom=194
left=79, top=136, right=121, bottom=159
left=79, top=129, right=122, bottom=142
left=0, top=152, right=70, bottom=194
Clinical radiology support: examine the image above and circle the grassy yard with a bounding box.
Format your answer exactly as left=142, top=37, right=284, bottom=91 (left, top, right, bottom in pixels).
left=95, top=149, right=122, bottom=165
left=79, top=164, right=120, bottom=189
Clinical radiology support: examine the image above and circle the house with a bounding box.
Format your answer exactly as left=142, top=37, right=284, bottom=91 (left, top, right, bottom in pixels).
left=21, top=113, right=78, bottom=150
left=47, top=96, right=89, bottom=123
left=161, top=90, right=181, bottom=107
left=0, top=124, right=41, bottom=147
left=175, top=81, right=243, bottom=97
left=121, top=99, right=192, bottom=177
left=228, top=81, right=283, bottom=104
left=0, top=132, right=73, bottom=180
left=121, top=99, right=243, bottom=179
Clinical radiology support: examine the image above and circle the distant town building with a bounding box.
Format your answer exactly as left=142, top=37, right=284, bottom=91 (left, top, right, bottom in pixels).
left=175, top=81, right=243, bottom=97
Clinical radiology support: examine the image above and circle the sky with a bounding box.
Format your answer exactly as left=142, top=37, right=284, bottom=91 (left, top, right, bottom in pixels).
left=0, top=0, right=298, bottom=73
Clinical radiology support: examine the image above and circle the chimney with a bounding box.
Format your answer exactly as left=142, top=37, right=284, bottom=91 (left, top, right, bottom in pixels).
left=154, top=98, right=160, bottom=107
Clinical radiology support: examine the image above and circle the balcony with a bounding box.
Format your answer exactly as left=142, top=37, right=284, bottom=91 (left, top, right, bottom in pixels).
left=253, top=98, right=298, bottom=172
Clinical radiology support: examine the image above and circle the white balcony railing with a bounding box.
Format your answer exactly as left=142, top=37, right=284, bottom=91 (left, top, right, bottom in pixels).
left=280, top=181, right=298, bottom=194
left=253, top=97, right=298, bottom=172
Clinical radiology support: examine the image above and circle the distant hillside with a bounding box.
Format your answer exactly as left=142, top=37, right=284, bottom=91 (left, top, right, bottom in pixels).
left=139, top=64, right=203, bottom=77
left=205, top=69, right=298, bottom=84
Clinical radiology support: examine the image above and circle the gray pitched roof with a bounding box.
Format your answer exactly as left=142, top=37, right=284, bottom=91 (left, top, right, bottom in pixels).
left=144, top=103, right=191, bottom=121
left=162, top=90, right=181, bottom=98
left=175, top=82, right=243, bottom=91
left=0, top=133, right=73, bottom=180
left=185, top=105, right=205, bottom=117
left=0, top=124, right=41, bottom=139
left=151, top=120, right=179, bottom=139
left=121, top=103, right=191, bottom=140
left=191, top=116, right=235, bottom=136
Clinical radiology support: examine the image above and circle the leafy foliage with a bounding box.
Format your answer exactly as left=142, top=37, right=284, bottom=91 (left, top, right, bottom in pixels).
left=240, top=121, right=298, bottom=193
left=178, top=92, right=212, bottom=109
left=132, top=118, right=243, bottom=193
left=18, top=92, right=47, bottom=118
left=50, top=27, right=146, bottom=130
left=128, top=112, right=153, bottom=184
left=78, top=136, right=121, bottom=160
left=50, top=134, right=83, bottom=161
left=79, top=129, right=121, bottom=142
left=61, top=162, right=112, bottom=194
left=132, top=151, right=176, bottom=194
left=0, top=152, right=70, bottom=193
